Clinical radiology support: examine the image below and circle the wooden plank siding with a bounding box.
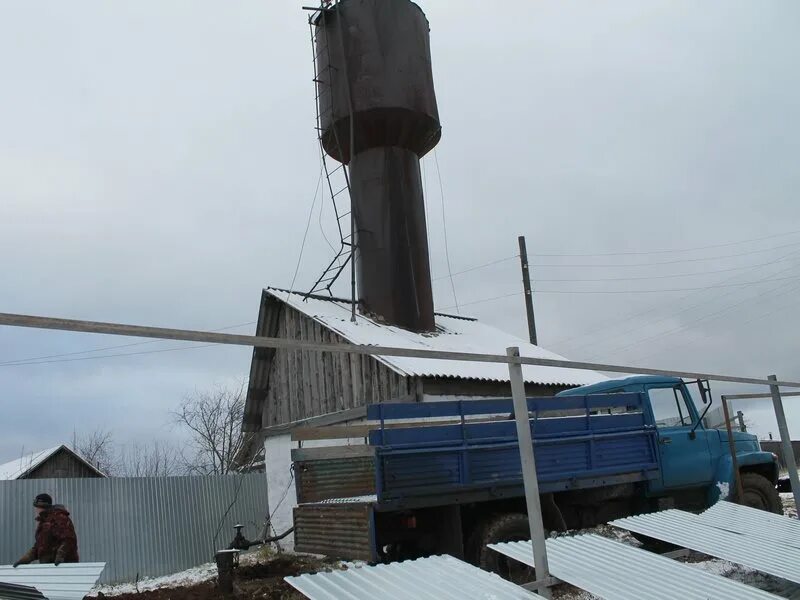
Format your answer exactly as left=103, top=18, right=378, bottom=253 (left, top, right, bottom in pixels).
left=261, top=304, right=412, bottom=428
left=24, top=449, right=105, bottom=479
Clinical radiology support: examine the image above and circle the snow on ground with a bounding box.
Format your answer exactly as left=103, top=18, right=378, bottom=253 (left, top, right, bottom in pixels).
left=89, top=552, right=262, bottom=596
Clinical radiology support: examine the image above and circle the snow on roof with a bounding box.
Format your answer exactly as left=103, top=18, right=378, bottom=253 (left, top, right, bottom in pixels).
left=0, top=445, right=106, bottom=480
left=269, top=289, right=606, bottom=387
left=0, top=446, right=63, bottom=480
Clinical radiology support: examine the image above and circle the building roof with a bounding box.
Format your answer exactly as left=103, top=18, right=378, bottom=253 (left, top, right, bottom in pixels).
left=0, top=445, right=106, bottom=480
left=266, top=288, right=605, bottom=386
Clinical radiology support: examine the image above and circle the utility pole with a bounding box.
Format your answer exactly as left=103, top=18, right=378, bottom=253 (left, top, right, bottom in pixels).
left=518, top=236, right=538, bottom=345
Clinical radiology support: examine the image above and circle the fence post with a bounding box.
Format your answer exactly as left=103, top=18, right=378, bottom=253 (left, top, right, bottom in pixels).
left=769, top=374, right=800, bottom=515
left=507, top=347, right=551, bottom=598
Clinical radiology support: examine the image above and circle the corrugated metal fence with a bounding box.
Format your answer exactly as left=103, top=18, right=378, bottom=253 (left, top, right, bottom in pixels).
left=0, top=474, right=268, bottom=584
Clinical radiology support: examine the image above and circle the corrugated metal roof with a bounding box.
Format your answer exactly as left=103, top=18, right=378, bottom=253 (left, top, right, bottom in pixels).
left=0, top=581, right=46, bottom=600
left=611, top=509, right=800, bottom=583
left=699, top=500, right=800, bottom=549
left=268, top=289, right=606, bottom=386
left=0, top=562, right=106, bottom=600
left=489, top=534, right=779, bottom=600
left=285, top=554, right=542, bottom=599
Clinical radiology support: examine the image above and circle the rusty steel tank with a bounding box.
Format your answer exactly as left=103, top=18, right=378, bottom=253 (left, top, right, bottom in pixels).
left=314, top=0, right=441, bottom=332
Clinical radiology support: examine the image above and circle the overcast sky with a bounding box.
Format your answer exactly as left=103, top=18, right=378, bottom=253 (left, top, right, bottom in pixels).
left=1, top=1, right=799, bottom=461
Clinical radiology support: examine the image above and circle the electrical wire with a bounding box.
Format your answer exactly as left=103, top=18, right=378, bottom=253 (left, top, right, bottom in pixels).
left=529, top=229, right=800, bottom=257
left=434, top=149, right=459, bottom=313
left=555, top=247, right=800, bottom=350
left=440, top=291, right=522, bottom=311
left=0, top=321, right=256, bottom=367
left=432, top=255, right=519, bottom=282
left=531, top=240, right=800, bottom=268
left=531, top=255, right=798, bottom=282
left=598, top=265, right=800, bottom=360
left=533, top=274, right=800, bottom=294
left=288, top=163, right=325, bottom=297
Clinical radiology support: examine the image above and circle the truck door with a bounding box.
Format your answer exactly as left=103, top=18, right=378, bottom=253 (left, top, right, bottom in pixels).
left=648, top=384, right=713, bottom=490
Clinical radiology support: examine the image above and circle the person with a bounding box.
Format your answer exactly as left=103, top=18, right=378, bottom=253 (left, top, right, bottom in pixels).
left=13, top=493, right=79, bottom=567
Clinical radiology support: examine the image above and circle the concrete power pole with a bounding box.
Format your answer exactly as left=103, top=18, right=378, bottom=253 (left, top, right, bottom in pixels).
left=518, top=236, right=538, bottom=345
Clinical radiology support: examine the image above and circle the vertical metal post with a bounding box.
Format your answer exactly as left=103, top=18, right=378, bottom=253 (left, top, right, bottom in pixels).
left=769, top=375, right=800, bottom=514
left=518, top=236, right=538, bottom=345
left=507, top=346, right=550, bottom=598
left=720, top=395, right=744, bottom=503
left=736, top=411, right=746, bottom=432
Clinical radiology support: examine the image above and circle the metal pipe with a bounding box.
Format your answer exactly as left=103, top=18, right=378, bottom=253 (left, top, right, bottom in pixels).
left=507, top=346, right=551, bottom=599
left=720, top=395, right=744, bottom=503
left=769, top=375, right=800, bottom=514
left=4, top=311, right=800, bottom=388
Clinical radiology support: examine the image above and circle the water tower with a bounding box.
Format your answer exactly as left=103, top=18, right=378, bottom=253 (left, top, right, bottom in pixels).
left=310, top=0, right=441, bottom=332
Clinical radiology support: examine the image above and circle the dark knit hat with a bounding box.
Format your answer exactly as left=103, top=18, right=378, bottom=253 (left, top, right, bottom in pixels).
left=33, top=493, right=53, bottom=508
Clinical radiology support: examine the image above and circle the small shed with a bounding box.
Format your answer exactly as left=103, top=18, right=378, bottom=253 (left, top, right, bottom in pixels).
left=0, top=446, right=107, bottom=480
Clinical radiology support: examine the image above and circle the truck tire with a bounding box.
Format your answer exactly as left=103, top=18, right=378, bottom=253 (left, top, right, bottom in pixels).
left=471, top=513, right=536, bottom=584
left=740, top=472, right=782, bottom=514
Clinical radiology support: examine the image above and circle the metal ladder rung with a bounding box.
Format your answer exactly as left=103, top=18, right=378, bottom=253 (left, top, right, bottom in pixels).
left=337, top=211, right=351, bottom=220
left=332, top=186, right=349, bottom=198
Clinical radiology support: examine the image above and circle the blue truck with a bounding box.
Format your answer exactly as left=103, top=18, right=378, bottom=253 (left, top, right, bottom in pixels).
left=291, top=375, right=781, bottom=575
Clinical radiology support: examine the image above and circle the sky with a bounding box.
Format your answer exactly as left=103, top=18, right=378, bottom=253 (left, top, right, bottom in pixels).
left=1, top=1, right=799, bottom=461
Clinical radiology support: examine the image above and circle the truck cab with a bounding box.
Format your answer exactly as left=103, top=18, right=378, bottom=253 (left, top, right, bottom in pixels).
left=557, top=375, right=781, bottom=512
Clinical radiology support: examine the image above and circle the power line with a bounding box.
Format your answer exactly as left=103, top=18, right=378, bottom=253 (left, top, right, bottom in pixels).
left=435, top=149, right=459, bottom=313
left=440, top=292, right=522, bottom=311
left=554, top=247, right=800, bottom=350
left=530, top=229, right=800, bottom=257
left=432, top=255, right=519, bottom=282
left=532, top=255, right=797, bottom=282
left=531, top=240, right=800, bottom=268
left=288, top=163, right=325, bottom=296
left=599, top=269, right=800, bottom=360
left=0, top=320, right=256, bottom=367
left=534, top=274, right=800, bottom=294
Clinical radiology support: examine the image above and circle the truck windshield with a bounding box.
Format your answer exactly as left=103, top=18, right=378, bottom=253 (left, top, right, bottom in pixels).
left=649, top=387, right=693, bottom=427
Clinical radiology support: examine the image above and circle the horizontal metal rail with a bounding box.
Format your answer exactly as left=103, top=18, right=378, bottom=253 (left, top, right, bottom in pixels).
left=723, top=391, right=800, bottom=400
left=2, top=311, right=800, bottom=388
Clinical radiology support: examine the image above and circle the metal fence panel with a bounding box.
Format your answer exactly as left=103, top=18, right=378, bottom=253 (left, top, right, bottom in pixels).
left=0, top=474, right=268, bottom=584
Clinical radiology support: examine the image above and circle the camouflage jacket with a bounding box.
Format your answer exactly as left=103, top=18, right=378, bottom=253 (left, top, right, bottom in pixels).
left=17, top=506, right=79, bottom=565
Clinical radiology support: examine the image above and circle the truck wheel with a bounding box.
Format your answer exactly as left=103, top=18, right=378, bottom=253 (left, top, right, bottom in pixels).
left=472, top=513, right=536, bottom=584
left=740, top=472, right=782, bottom=514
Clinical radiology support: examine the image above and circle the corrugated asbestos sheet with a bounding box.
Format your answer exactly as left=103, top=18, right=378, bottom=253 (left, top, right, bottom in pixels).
left=285, top=554, right=542, bottom=599
left=489, top=535, right=779, bottom=600
left=699, top=501, right=800, bottom=549
left=0, top=474, right=267, bottom=584
left=0, top=562, right=106, bottom=600
left=611, top=509, right=800, bottom=583
left=268, top=288, right=606, bottom=386
left=293, top=502, right=374, bottom=562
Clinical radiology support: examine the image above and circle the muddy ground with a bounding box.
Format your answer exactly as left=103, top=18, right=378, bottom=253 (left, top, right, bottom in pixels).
left=99, top=555, right=340, bottom=600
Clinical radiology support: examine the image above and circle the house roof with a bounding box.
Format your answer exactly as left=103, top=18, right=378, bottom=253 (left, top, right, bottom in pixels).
left=265, top=288, right=606, bottom=386
left=0, top=445, right=106, bottom=480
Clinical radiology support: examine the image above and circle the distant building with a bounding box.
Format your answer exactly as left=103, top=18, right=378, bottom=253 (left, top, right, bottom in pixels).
left=0, top=445, right=107, bottom=480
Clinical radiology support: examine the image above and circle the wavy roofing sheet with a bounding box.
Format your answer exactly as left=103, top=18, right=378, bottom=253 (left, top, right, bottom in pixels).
left=699, top=500, right=800, bottom=549
left=489, top=534, right=778, bottom=600
left=285, top=554, right=541, bottom=599
left=272, top=289, right=606, bottom=386
left=0, top=562, right=106, bottom=600
left=611, top=509, right=800, bottom=583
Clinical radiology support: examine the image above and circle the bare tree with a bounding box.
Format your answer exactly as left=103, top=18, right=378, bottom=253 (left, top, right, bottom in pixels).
left=173, top=382, right=248, bottom=475
left=73, top=429, right=117, bottom=475
left=118, top=441, right=181, bottom=477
